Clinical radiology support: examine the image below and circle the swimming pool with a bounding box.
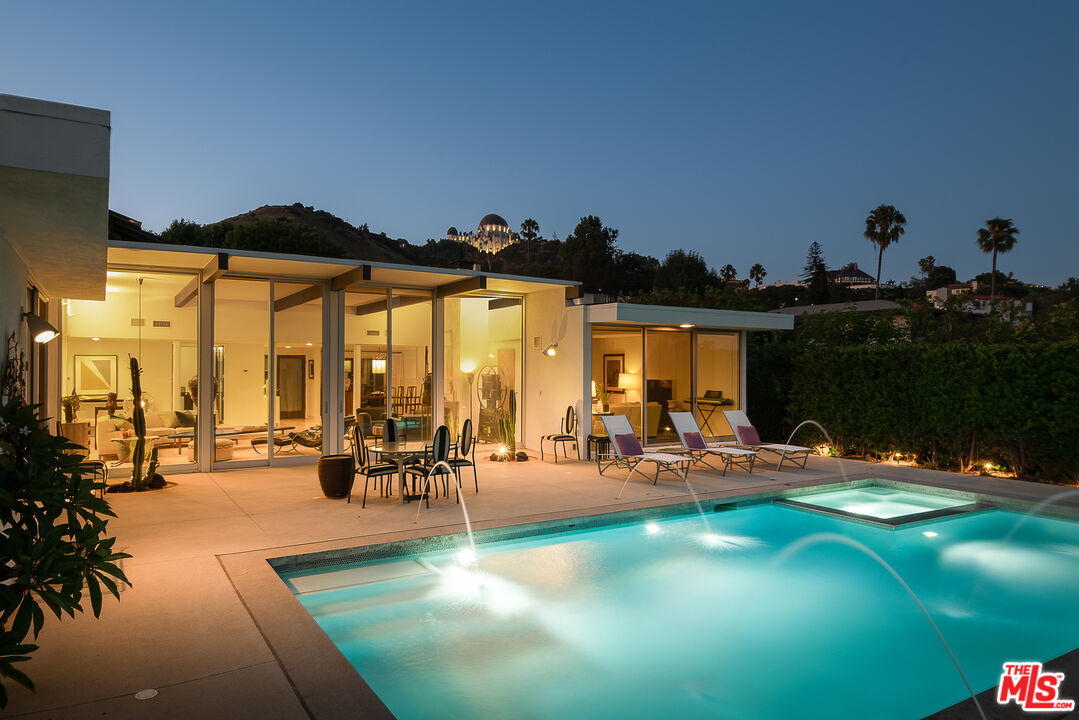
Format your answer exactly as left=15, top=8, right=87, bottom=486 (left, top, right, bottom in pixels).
left=281, top=485, right=1079, bottom=719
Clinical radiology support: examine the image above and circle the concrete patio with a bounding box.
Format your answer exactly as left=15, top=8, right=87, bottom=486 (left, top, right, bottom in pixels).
left=4, top=451, right=1076, bottom=719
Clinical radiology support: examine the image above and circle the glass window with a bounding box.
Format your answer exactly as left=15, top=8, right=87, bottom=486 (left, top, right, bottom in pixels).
left=695, top=332, right=740, bottom=438
left=389, top=289, right=432, bottom=441
left=344, top=290, right=389, bottom=435
left=62, top=270, right=198, bottom=468
left=213, top=279, right=270, bottom=464
left=443, top=295, right=522, bottom=447
left=590, top=328, right=644, bottom=438
left=274, top=282, right=324, bottom=454
left=645, top=330, right=693, bottom=444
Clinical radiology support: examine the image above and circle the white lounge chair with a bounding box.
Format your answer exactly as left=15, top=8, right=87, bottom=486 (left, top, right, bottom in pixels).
left=721, top=410, right=812, bottom=470
left=599, top=414, right=691, bottom=486
left=668, top=411, right=757, bottom=475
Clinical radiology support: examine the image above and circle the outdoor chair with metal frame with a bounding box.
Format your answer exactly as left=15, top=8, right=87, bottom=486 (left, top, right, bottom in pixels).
left=667, top=411, right=757, bottom=476
left=540, top=405, right=579, bottom=462
left=599, top=414, right=691, bottom=486
left=348, top=424, right=399, bottom=507
left=446, top=418, right=478, bottom=493
left=403, top=424, right=455, bottom=506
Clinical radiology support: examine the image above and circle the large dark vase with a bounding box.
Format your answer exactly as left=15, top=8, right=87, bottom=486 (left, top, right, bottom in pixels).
left=318, top=454, right=354, bottom=498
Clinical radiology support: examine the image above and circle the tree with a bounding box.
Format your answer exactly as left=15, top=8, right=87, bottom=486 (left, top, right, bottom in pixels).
left=520, top=218, right=539, bottom=268
left=617, top=252, right=659, bottom=295
left=976, top=217, right=1020, bottom=306
left=926, top=265, right=957, bottom=290
left=719, top=264, right=738, bottom=283
left=749, top=263, right=766, bottom=288
left=864, top=205, right=907, bottom=300
left=801, top=242, right=831, bottom=305
left=918, top=256, right=936, bottom=277
left=559, top=216, right=620, bottom=292
left=654, top=249, right=714, bottom=292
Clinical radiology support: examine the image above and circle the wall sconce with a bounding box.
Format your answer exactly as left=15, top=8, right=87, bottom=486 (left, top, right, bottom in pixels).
left=23, top=311, right=59, bottom=344
left=542, top=343, right=557, bottom=357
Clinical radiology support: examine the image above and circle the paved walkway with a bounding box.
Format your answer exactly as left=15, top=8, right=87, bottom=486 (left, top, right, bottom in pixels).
left=4, top=452, right=1075, bottom=719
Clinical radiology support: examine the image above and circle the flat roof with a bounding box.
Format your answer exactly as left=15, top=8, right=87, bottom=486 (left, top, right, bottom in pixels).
left=107, top=240, right=579, bottom=295
left=585, top=302, right=793, bottom=331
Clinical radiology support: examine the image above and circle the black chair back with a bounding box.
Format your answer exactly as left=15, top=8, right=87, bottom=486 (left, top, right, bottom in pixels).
left=351, top=424, right=369, bottom=469
left=431, top=424, right=451, bottom=463
left=383, top=417, right=399, bottom=443
left=564, top=406, right=577, bottom=434
left=459, top=418, right=473, bottom=457
left=357, top=412, right=373, bottom=437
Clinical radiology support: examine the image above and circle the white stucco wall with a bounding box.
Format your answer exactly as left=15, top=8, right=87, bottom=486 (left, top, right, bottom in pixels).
left=523, top=287, right=585, bottom=451
left=0, top=235, right=28, bottom=352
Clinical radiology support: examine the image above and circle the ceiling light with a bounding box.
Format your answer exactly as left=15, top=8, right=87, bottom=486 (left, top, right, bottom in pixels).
left=679, top=323, right=694, bottom=328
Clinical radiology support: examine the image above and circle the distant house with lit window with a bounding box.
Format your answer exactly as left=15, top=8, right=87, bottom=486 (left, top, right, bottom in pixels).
left=925, top=281, right=1032, bottom=319
left=828, top=263, right=876, bottom=286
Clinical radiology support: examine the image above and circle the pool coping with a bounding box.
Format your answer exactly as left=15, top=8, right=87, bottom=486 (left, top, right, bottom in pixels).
left=217, top=472, right=1079, bottom=720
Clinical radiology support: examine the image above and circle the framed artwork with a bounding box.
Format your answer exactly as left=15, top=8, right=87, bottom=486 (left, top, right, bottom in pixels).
left=74, top=355, right=118, bottom=397
left=602, top=353, right=624, bottom=392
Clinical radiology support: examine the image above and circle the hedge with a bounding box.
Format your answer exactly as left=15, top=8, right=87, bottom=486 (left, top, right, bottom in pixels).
left=747, top=341, right=1079, bottom=484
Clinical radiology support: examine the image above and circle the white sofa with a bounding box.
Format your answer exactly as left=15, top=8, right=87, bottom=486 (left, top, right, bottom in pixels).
left=95, top=411, right=193, bottom=460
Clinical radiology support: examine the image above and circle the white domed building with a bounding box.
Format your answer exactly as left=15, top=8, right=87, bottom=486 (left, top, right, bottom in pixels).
left=445, top=213, right=519, bottom=254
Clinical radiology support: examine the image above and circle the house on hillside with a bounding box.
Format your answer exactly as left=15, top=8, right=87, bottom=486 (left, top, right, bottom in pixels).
left=829, top=262, right=877, bottom=287
left=925, top=281, right=1032, bottom=319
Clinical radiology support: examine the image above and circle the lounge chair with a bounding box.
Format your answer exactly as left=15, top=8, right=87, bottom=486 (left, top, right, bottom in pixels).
left=668, top=411, right=757, bottom=475
left=721, top=410, right=812, bottom=470
left=599, top=414, right=691, bottom=485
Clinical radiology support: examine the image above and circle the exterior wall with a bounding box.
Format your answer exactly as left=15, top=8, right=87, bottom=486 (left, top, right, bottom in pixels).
left=523, top=287, right=584, bottom=451
left=0, top=235, right=28, bottom=355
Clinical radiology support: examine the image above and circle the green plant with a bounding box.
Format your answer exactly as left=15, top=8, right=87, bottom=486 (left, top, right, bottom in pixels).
left=498, top=390, right=517, bottom=457
left=0, top=396, right=130, bottom=708
left=60, top=391, right=80, bottom=424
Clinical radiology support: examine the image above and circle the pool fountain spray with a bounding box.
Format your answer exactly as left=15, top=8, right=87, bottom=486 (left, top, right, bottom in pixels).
left=413, top=461, right=478, bottom=567
left=787, top=419, right=847, bottom=482
left=770, top=533, right=987, bottom=720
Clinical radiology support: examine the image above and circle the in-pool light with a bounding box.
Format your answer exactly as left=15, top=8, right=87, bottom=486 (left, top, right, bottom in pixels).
left=455, top=548, right=477, bottom=567
left=923, top=531, right=939, bottom=538
left=645, top=522, right=661, bottom=535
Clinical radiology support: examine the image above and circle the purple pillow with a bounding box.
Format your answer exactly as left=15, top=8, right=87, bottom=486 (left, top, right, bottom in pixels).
left=684, top=431, right=707, bottom=450
left=737, top=425, right=761, bottom=445
left=614, top=433, right=643, bottom=456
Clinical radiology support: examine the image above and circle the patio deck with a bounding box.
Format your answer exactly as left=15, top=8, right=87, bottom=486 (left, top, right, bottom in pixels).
left=4, top=453, right=1075, bottom=719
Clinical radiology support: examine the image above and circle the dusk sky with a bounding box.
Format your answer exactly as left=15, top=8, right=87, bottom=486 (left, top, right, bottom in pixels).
left=3, top=1, right=1076, bottom=285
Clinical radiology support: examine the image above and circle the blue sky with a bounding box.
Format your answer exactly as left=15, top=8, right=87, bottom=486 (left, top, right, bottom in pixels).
left=3, top=1, right=1076, bottom=285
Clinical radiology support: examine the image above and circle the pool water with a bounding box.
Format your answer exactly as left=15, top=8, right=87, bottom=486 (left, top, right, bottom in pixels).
left=784, top=485, right=974, bottom=520
left=283, top=499, right=1079, bottom=720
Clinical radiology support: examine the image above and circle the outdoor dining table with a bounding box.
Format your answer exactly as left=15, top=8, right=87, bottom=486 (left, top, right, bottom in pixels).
left=371, top=440, right=457, bottom=504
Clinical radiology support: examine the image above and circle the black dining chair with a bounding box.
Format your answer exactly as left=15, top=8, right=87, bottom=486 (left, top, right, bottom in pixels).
left=404, top=424, right=454, bottom=506
left=383, top=416, right=400, bottom=443
left=540, top=406, right=579, bottom=462
left=447, top=418, right=478, bottom=493
left=349, top=424, right=399, bottom=508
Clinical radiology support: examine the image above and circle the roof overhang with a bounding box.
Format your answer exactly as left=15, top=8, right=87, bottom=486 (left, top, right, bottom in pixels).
left=585, top=302, right=793, bottom=331
left=0, top=94, right=110, bottom=300
left=105, top=241, right=579, bottom=297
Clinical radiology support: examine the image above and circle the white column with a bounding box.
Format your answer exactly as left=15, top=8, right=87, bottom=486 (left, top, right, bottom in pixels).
left=196, top=279, right=214, bottom=472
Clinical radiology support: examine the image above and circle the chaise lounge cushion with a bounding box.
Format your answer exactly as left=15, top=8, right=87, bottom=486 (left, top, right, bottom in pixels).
left=737, top=425, right=761, bottom=446
left=683, top=431, right=706, bottom=450
left=614, top=433, right=643, bottom=457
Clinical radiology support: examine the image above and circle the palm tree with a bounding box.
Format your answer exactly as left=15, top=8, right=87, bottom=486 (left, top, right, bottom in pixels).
left=976, top=217, right=1019, bottom=307
left=520, top=218, right=539, bottom=268
left=719, top=264, right=738, bottom=282
left=863, top=205, right=907, bottom=300
left=749, top=263, right=766, bottom=288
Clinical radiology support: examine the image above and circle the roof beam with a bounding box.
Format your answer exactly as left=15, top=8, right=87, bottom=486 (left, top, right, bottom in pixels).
left=273, top=284, right=323, bottom=312
left=201, top=252, right=229, bottom=283
left=352, top=294, right=429, bottom=317
left=330, top=265, right=371, bottom=291
left=436, top=275, right=486, bottom=298
left=175, top=278, right=198, bottom=308
left=488, top=297, right=521, bottom=311
left=566, top=285, right=582, bottom=301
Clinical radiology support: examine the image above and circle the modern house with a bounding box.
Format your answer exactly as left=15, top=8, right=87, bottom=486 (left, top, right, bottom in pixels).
left=1, top=94, right=793, bottom=474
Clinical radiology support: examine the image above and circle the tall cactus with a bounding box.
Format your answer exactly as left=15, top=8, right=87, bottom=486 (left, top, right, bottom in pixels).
left=498, top=390, right=517, bottom=457
left=129, top=356, right=149, bottom=490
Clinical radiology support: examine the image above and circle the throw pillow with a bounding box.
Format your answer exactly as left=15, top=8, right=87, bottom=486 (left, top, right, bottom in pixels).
left=684, top=431, right=707, bottom=450
left=737, top=425, right=761, bottom=445
left=614, top=433, right=643, bottom=456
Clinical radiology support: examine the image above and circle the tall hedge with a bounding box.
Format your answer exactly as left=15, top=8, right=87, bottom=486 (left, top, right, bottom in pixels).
left=748, top=341, right=1079, bottom=484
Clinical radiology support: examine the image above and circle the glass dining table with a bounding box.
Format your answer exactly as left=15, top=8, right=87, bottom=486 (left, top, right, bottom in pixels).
left=370, top=440, right=455, bottom=504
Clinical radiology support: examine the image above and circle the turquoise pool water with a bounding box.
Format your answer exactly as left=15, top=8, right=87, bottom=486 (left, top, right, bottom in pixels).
left=283, top=496, right=1079, bottom=719
left=785, top=485, right=973, bottom=519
